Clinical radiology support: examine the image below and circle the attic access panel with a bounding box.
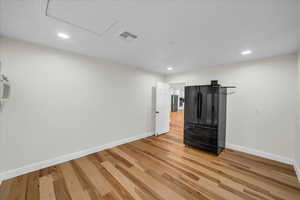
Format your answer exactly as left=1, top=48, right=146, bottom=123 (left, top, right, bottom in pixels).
left=46, top=0, right=120, bottom=37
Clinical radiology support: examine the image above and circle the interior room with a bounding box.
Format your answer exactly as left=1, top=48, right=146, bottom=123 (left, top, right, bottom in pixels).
left=169, top=82, right=185, bottom=138
left=1, top=0, right=300, bottom=199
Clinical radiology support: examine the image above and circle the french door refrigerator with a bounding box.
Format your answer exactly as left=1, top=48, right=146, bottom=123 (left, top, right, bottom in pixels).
left=184, top=83, right=227, bottom=155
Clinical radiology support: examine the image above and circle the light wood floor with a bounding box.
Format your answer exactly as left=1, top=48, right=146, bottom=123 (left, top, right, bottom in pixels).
left=1, top=111, right=300, bottom=200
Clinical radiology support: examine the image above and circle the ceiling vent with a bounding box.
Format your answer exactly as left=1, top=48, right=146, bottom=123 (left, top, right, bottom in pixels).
left=119, top=31, right=138, bottom=41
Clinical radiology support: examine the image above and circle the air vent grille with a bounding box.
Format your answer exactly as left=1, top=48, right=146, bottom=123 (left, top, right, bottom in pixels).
left=119, top=31, right=138, bottom=41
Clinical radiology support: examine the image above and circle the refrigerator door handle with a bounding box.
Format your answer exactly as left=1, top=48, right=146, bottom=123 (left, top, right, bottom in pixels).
left=200, top=92, right=203, bottom=118
left=197, top=92, right=199, bottom=118
left=197, top=92, right=203, bottom=119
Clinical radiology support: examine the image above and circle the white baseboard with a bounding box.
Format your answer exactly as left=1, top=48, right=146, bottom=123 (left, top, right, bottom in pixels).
left=226, top=143, right=294, bottom=165
left=293, top=160, right=300, bottom=182
left=226, top=143, right=300, bottom=183
left=0, top=132, right=154, bottom=182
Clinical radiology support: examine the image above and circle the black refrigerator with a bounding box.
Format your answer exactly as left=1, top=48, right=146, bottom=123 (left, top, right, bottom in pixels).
left=184, top=82, right=227, bottom=155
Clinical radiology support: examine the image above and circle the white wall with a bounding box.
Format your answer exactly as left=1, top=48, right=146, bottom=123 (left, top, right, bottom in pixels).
left=166, top=55, right=297, bottom=160
left=0, top=37, right=163, bottom=173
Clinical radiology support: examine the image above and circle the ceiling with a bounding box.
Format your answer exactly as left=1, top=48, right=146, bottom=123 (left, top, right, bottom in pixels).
left=1, top=0, right=300, bottom=74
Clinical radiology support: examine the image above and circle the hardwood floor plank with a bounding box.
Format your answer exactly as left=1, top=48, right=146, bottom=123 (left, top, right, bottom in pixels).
left=243, top=189, right=271, bottom=200
left=106, top=150, right=133, bottom=168
left=115, top=164, right=163, bottom=200
left=59, top=162, right=88, bottom=200
left=101, top=161, right=141, bottom=200
left=7, top=175, right=27, bottom=200
left=146, top=169, right=207, bottom=200
left=26, top=171, right=40, bottom=200
left=39, top=175, right=56, bottom=200
left=111, top=148, right=146, bottom=172
left=128, top=143, right=200, bottom=181
left=0, top=178, right=14, bottom=200
left=134, top=188, right=158, bottom=200
left=87, top=155, right=132, bottom=200
left=119, top=165, right=186, bottom=200
left=75, top=157, right=112, bottom=196
left=53, top=175, right=72, bottom=200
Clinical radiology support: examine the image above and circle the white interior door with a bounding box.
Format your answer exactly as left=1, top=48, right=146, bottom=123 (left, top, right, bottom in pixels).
left=155, top=82, right=170, bottom=136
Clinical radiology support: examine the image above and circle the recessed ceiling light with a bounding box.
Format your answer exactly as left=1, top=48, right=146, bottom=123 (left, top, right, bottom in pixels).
left=167, top=66, right=173, bottom=71
left=57, top=32, right=70, bottom=39
left=241, top=50, right=252, bottom=55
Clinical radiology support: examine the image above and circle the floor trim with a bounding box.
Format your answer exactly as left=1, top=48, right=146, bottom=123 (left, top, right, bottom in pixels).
left=0, top=132, right=154, bottom=182
left=226, top=143, right=294, bottom=165
left=294, top=160, right=300, bottom=182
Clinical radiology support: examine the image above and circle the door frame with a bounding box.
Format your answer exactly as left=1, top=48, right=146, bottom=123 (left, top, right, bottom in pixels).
left=154, top=81, right=188, bottom=137
left=155, top=82, right=171, bottom=136
left=169, top=81, right=188, bottom=111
